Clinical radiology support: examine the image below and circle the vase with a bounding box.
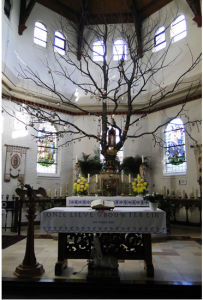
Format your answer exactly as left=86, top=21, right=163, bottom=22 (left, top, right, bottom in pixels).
left=149, top=202, right=158, bottom=211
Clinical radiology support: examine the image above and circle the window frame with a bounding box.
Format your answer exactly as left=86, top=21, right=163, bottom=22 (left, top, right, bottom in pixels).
left=154, top=26, right=166, bottom=52
left=54, top=31, right=66, bottom=55
left=171, top=14, right=187, bottom=43
left=92, top=40, right=106, bottom=62
left=163, top=118, right=187, bottom=176
left=113, top=39, right=127, bottom=61
left=36, top=122, right=58, bottom=176
left=34, top=21, right=47, bottom=48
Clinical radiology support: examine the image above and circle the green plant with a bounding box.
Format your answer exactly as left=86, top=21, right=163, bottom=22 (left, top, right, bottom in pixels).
left=78, top=152, right=103, bottom=177
left=121, top=155, right=150, bottom=177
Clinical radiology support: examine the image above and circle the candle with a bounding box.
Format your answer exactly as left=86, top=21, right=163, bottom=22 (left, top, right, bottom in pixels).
left=54, top=189, right=57, bottom=197
left=129, top=174, right=131, bottom=183
left=60, top=187, right=62, bottom=197
left=121, top=174, right=124, bottom=183
left=48, top=189, right=51, bottom=197
left=76, top=156, right=78, bottom=163
left=142, top=155, right=144, bottom=163
left=79, top=173, right=81, bottom=178
left=88, top=174, right=90, bottom=183
left=96, top=174, right=98, bottom=183
left=160, top=186, right=163, bottom=195
left=191, top=187, right=194, bottom=197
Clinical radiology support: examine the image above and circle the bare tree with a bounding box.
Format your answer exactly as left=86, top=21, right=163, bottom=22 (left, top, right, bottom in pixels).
left=3, top=1, right=202, bottom=172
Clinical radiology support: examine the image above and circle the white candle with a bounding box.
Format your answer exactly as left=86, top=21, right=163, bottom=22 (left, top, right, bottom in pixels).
left=60, top=187, right=62, bottom=197
left=142, top=155, right=144, bottom=163
left=54, top=189, right=57, bottom=197
left=96, top=174, right=98, bottom=183
left=79, top=173, right=81, bottom=178
left=48, top=189, right=51, bottom=197
left=121, top=174, right=124, bottom=183
left=129, top=174, right=131, bottom=183
left=88, top=174, right=90, bottom=183
left=76, top=156, right=78, bottom=163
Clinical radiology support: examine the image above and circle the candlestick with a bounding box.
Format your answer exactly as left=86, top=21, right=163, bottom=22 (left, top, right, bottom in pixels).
left=128, top=183, right=132, bottom=195
left=121, top=174, right=124, bottom=183
left=88, top=174, right=90, bottom=183
left=129, top=174, right=131, bottom=183
left=96, top=174, right=98, bottom=183
left=54, top=189, right=57, bottom=198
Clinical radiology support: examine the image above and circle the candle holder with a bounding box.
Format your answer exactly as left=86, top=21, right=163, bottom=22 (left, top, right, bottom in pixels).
left=128, top=183, right=132, bottom=196
left=178, top=195, right=182, bottom=199
left=88, top=185, right=90, bottom=196
left=121, top=183, right=124, bottom=196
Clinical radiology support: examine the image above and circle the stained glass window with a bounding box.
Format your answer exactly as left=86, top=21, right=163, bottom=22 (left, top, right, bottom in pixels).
left=164, top=118, right=187, bottom=173
left=37, top=123, right=58, bottom=174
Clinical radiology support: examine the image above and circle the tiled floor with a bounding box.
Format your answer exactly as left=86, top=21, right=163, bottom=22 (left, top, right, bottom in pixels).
left=2, top=225, right=202, bottom=283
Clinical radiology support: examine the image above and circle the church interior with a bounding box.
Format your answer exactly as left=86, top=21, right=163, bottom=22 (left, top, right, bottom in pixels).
left=1, top=0, right=202, bottom=298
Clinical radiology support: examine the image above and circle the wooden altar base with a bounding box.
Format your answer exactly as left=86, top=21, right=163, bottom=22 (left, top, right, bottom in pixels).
left=86, top=262, right=120, bottom=282
left=14, top=263, right=45, bottom=278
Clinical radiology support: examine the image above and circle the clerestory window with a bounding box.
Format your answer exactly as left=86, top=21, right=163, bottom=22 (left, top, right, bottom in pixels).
left=164, top=118, right=187, bottom=174
left=93, top=40, right=105, bottom=61
left=37, top=122, right=58, bottom=174
left=54, top=31, right=66, bottom=55
left=34, top=21, right=47, bottom=48
left=154, top=26, right=166, bottom=52
left=171, top=14, right=187, bottom=43
left=113, top=39, right=127, bottom=60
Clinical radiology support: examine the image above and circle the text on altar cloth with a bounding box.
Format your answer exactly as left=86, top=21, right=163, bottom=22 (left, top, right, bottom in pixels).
left=45, top=212, right=159, bottom=218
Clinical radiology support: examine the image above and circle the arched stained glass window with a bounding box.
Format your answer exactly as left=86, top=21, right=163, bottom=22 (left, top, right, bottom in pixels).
left=54, top=31, right=66, bottom=55
left=113, top=39, right=127, bottom=60
left=164, top=118, right=187, bottom=173
left=34, top=21, right=47, bottom=47
left=171, top=14, right=187, bottom=43
left=154, top=26, right=166, bottom=52
left=37, top=122, right=58, bottom=174
left=93, top=40, right=105, bottom=61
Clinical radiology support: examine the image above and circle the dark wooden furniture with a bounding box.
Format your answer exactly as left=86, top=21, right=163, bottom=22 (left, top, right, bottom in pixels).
left=55, top=232, right=154, bottom=278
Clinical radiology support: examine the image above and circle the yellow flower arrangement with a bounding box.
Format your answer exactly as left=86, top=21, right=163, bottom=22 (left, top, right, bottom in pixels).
left=132, top=175, right=148, bottom=196
left=73, top=177, right=89, bottom=196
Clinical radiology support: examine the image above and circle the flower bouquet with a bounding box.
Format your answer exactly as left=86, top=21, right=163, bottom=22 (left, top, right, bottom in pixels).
left=143, top=192, right=163, bottom=203
left=132, top=175, right=148, bottom=196
left=73, top=177, right=89, bottom=196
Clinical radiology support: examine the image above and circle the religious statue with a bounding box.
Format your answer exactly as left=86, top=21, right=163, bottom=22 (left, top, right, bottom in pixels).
left=139, top=163, right=146, bottom=178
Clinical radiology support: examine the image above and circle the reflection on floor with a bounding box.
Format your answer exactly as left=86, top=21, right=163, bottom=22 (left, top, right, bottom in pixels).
left=2, top=225, right=202, bottom=283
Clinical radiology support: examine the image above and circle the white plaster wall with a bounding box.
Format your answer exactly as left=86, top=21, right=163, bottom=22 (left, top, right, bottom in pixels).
left=2, top=1, right=202, bottom=100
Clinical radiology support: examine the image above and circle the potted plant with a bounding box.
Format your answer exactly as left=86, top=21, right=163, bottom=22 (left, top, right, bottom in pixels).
left=78, top=152, right=103, bottom=177
left=144, top=193, right=164, bottom=211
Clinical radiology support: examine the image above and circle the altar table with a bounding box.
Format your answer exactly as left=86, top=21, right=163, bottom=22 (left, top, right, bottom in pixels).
left=66, top=196, right=149, bottom=207
left=40, top=207, right=166, bottom=278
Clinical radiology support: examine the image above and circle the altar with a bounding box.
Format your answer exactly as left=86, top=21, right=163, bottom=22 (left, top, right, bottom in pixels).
left=40, top=206, right=166, bottom=278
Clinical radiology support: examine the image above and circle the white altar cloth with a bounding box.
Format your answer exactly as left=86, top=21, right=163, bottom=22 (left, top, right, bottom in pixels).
left=66, top=196, right=149, bottom=207
left=40, top=207, right=166, bottom=234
